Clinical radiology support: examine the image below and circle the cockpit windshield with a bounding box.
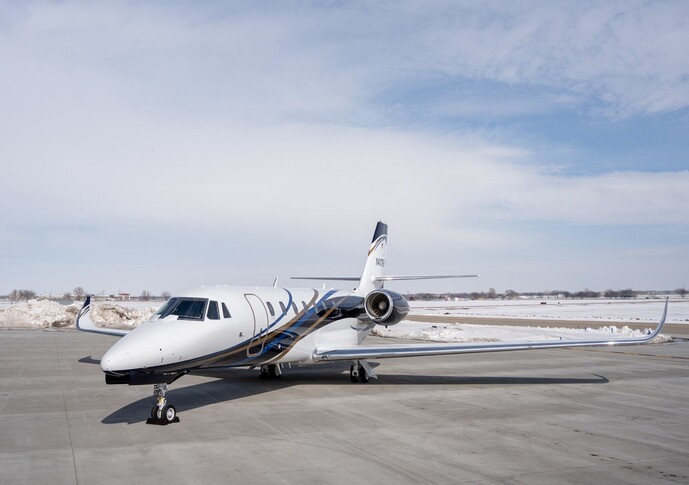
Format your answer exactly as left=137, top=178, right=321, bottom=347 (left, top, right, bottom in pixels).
left=155, top=297, right=208, bottom=321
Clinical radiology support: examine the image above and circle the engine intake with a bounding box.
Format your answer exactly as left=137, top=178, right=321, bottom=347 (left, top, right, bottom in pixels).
left=364, top=290, right=409, bottom=326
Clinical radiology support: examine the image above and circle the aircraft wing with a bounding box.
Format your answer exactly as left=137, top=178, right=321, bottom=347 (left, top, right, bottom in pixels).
left=313, top=299, right=668, bottom=362
left=75, top=296, right=131, bottom=337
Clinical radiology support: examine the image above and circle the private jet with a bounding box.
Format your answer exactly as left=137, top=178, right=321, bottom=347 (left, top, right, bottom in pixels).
left=76, top=222, right=668, bottom=424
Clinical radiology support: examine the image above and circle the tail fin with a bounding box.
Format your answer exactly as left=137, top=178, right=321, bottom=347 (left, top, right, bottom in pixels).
left=356, top=222, right=388, bottom=295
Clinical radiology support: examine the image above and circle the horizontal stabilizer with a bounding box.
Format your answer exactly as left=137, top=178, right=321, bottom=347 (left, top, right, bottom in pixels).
left=291, top=277, right=360, bottom=281
left=291, top=274, right=479, bottom=282
left=374, top=274, right=479, bottom=281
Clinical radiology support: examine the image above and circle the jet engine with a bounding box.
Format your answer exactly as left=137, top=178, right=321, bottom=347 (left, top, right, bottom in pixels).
left=364, top=289, right=410, bottom=326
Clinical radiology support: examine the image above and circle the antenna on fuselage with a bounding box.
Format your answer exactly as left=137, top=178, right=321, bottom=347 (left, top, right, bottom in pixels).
left=272, top=277, right=279, bottom=287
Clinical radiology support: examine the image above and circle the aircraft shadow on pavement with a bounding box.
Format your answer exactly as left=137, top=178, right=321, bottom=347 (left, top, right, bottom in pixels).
left=101, top=362, right=608, bottom=425
left=78, top=355, right=101, bottom=365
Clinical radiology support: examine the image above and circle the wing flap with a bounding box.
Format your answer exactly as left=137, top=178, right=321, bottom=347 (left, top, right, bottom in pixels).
left=314, top=298, right=668, bottom=362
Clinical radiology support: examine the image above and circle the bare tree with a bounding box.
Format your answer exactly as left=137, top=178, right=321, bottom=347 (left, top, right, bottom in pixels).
left=504, top=289, right=520, bottom=299
left=73, top=287, right=85, bottom=299
left=161, top=291, right=172, bottom=299
left=140, top=290, right=152, bottom=301
left=676, top=287, right=687, bottom=298
left=488, top=288, right=497, bottom=299
left=13, top=289, right=36, bottom=300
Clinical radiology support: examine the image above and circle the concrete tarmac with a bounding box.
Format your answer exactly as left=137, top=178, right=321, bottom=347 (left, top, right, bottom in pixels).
left=1, top=329, right=688, bottom=484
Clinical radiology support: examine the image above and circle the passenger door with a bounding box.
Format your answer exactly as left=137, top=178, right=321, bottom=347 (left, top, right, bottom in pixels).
left=245, top=294, right=269, bottom=357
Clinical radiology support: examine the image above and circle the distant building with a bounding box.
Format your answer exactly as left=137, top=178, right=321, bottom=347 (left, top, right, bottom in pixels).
left=118, top=292, right=131, bottom=301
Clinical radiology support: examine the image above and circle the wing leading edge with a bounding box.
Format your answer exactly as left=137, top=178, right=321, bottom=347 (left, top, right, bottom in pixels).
left=313, top=298, right=669, bottom=362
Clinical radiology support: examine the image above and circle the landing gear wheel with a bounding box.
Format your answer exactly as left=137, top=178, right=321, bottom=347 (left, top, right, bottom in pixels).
left=161, top=404, right=177, bottom=424
left=146, top=383, right=180, bottom=425
left=260, top=364, right=281, bottom=379
left=350, top=363, right=369, bottom=383
left=350, top=364, right=359, bottom=383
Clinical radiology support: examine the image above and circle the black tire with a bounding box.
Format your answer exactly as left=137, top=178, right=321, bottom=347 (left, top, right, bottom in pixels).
left=358, top=366, right=370, bottom=383
left=151, top=405, right=160, bottom=421
left=161, top=404, right=176, bottom=424
left=268, top=364, right=280, bottom=379
left=350, top=365, right=359, bottom=383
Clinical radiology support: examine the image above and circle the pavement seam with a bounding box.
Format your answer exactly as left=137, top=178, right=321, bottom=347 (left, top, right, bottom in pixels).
left=55, top=334, right=80, bottom=485
left=567, top=347, right=689, bottom=361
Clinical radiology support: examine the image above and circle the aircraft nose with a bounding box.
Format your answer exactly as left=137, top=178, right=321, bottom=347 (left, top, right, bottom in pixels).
left=101, top=347, right=129, bottom=372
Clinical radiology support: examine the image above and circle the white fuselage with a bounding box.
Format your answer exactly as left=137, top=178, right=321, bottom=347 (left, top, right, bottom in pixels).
left=100, top=285, right=369, bottom=375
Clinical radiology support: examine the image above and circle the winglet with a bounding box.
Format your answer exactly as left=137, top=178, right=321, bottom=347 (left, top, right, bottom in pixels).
left=650, top=297, right=669, bottom=339
left=75, top=296, right=129, bottom=337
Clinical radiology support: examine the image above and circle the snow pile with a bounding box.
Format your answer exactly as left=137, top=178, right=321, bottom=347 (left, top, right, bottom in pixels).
left=0, top=299, right=79, bottom=328
left=372, top=321, right=671, bottom=344
left=90, top=303, right=158, bottom=329
left=0, top=300, right=157, bottom=329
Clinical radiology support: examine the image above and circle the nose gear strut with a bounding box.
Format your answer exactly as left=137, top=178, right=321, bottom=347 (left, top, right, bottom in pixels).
left=146, top=383, right=179, bottom=425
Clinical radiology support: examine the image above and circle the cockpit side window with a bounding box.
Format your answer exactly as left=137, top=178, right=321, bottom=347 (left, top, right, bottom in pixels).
left=163, top=298, right=207, bottom=320
left=291, top=302, right=298, bottom=314
left=155, top=298, right=178, bottom=316
left=279, top=301, right=286, bottom=314
left=301, top=301, right=307, bottom=311
left=207, top=300, right=220, bottom=320
left=221, top=302, right=231, bottom=318
left=266, top=302, right=275, bottom=316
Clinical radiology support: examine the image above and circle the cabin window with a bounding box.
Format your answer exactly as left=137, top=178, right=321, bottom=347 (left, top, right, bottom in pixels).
left=207, top=301, right=220, bottom=320
left=279, top=301, right=286, bottom=314
left=159, top=298, right=207, bottom=321
left=222, top=302, right=231, bottom=318
left=266, top=302, right=275, bottom=316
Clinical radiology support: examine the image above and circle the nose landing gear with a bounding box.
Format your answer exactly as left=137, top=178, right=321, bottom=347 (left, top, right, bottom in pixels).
left=146, top=383, right=180, bottom=425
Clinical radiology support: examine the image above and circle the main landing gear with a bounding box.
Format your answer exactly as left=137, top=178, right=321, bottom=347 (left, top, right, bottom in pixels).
left=260, top=364, right=282, bottom=379
left=146, top=383, right=180, bottom=425
left=350, top=360, right=375, bottom=383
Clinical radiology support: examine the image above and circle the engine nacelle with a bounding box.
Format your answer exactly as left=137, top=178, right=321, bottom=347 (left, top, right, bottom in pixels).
left=364, top=289, right=410, bottom=326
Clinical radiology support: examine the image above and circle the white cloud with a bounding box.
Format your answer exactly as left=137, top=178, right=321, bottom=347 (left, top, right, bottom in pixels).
left=406, top=0, right=689, bottom=116
left=3, top=0, right=687, bottom=127
left=0, top=1, right=688, bottom=293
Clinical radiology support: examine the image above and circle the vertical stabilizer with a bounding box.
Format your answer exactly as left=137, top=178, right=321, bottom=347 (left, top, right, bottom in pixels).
left=356, top=222, right=388, bottom=295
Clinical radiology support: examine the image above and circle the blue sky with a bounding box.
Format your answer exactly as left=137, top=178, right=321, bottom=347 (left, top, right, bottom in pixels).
left=0, top=0, right=688, bottom=295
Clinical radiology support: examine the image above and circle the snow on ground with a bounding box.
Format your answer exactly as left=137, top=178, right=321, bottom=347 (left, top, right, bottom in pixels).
left=372, top=321, right=671, bottom=344
left=0, top=300, right=158, bottom=329
left=0, top=298, right=676, bottom=343
left=410, top=298, right=689, bottom=324
left=0, top=300, right=80, bottom=328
